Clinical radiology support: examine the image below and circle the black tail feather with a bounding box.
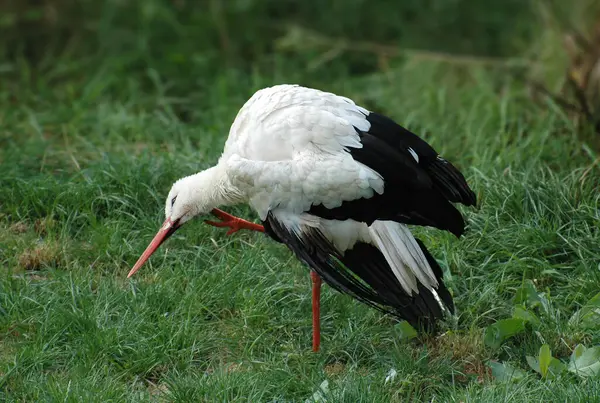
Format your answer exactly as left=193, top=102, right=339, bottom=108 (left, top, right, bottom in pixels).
left=397, top=193, right=466, bottom=237
left=428, top=158, right=477, bottom=207
left=265, top=214, right=455, bottom=333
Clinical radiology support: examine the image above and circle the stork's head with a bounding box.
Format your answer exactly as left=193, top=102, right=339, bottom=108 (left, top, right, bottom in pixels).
left=163, top=175, right=203, bottom=225
left=127, top=167, right=229, bottom=278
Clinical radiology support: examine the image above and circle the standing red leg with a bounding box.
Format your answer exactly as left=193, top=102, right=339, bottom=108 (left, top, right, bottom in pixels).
left=310, top=271, right=322, bottom=352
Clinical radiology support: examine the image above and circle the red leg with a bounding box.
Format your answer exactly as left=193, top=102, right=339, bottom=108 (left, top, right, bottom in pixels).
left=205, top=208, right=264, bottom=235
left=311, top=271, right=322, bottom=352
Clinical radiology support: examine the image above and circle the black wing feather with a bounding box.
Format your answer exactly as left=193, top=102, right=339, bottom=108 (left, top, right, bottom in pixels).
left=264, top=214, right=452, bottom=331
left=363, top=112, right=476, bottom=206
left=264, top=216, right=390, bottom=312
left=428, top=157, right=477, bottom=206
left=308, top=112, right=475, bottom=237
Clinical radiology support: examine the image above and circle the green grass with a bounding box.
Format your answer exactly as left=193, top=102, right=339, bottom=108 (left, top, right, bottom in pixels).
left=2, top=1, right=600, bottom=401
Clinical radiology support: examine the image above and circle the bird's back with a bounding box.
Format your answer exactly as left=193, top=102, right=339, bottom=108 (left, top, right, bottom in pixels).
left=221, top=84, right=370, bottom=162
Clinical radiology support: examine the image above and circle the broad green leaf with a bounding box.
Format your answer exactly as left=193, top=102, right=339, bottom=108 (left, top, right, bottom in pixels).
left=513, top=306, right=541, bottom=327
left=571, top=344, right=586, bottom=362
left=513, top=280, right=550, bottom=313
left=488, top=361, right=527, bottom=382
left=309, top=380, right=330, bottom=402
left=539, top=344, right=551, bottom=378
left=484, top=318, right=527, bottom=349
left=526, top=355, right=539, bottom=373
left=514, top=280, right=541, bottom=306
left=549, top=358, right=567, bottom=376
left=569, top=292, right=600, bottom=329
left=395, top=321, right=417, bottom=340
left=527, top=354, right=565, bottom=378
left=568, top=346, right=600, bottom=378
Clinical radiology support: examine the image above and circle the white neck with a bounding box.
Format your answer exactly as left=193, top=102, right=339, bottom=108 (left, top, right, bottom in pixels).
left=181, top=164, right=243, bottom=214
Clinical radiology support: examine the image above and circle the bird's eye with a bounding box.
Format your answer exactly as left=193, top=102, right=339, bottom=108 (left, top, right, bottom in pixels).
left=171, top=196, right=177, bottom=206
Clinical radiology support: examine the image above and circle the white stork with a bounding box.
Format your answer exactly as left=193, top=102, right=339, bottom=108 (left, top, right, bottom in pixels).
left=127, top=84, right=476, bottom=352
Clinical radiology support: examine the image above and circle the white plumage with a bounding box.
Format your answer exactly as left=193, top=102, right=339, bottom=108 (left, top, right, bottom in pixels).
left=129, top=84, right=477, bottom=350
left=223, top=85, right=382, bottom=216
left=198, top=85, right=433, bottom=294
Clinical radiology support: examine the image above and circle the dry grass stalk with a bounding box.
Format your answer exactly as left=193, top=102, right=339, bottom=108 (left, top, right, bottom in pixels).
left=276, top=25, right=535, bottom=72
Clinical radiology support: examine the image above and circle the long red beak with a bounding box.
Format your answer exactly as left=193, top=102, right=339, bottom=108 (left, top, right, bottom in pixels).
left=127, top=218, right=179, bottom=278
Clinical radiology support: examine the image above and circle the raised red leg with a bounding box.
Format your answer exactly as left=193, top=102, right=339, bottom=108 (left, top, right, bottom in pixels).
left=311, top=270, right=322, bottom=352
left=205, top=208, right=264, bottom=235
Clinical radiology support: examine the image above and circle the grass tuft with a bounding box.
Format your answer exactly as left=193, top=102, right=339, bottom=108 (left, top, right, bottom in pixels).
left=17, top=241, right=62, bottom=271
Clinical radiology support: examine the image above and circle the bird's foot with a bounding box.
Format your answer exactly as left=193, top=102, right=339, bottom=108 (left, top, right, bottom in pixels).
left=205, top=208, right=265, bottom=235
